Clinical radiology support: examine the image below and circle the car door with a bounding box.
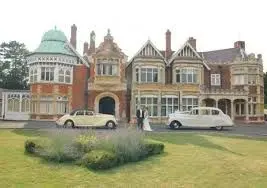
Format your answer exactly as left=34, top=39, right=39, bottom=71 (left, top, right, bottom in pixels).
left=73, top=110, right=85, bottom=126
left=196, top=109, right=211, bottom=127
left=84, top=110, right=95, bottom=126
left=211, top=109, right=225, bottom=126
left=185, top=109, right=203, bottom=127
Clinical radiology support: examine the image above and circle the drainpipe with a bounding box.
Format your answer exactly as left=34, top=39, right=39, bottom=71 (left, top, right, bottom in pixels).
left=84, top=62, right=90, bottom=110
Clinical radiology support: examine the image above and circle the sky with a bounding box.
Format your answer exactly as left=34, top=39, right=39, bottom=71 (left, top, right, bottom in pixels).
left=1, top=0, right=266, bottom=70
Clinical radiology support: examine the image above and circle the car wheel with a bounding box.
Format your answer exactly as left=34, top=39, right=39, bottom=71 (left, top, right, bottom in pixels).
left=215, top=126, right=223, bottom=131
left=170, top=121, right=181, bottom=129
left=106, top=121, right=116, bottom=129
left=64, top=120, right=75, bottom=128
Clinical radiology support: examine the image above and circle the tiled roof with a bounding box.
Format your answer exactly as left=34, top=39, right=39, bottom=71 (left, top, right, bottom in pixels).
left=159, top=50, right=175, bottom=59
left=200, top=48, right=242, bottom=63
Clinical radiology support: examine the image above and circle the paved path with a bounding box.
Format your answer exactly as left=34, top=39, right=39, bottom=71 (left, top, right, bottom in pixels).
left=1, top=120, right=267, bottom=137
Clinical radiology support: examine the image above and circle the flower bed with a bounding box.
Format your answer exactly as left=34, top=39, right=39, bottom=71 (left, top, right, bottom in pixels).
left=24, top=129, right=164, bottom=170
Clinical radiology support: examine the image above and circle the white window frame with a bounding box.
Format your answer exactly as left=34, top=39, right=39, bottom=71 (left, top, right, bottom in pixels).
left=135, top=96, right=158, bottom=117
left=39, top=96, right=53, bottom=114
left=140, top=67, right=158, bottom=83
left=96, top=59, right=118, bottom=76
left=56, top=96, right=69, bottom=114
left=161, top=96, right=179, bottom=116
left=41, top=67, right=55, bottom=81
left=211, top=74, right=221, bottom=86
left=182, top=96, right=198, bottom=111
left=176, top=68, right=198, bottom=84
left=248, top=97, right=257, bottom=115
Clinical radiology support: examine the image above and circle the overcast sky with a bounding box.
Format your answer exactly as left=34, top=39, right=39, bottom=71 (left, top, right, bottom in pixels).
left=1, top=0, right=266, bottom=70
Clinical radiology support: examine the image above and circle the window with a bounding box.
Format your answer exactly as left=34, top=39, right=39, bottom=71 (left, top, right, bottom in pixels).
left=191, top=109, right=199, bottom=115
left=85, top=111, right=94, bottom=116
left=21, top=95, right=30, bottom=112
left=65, top=70, right=71, bottom=83
left=58, top=69, right=64, bottom=82
left=161, top=97, right=179, bottom=116
left=136, top=68, right=139, bottom=82
left=56, top=96, right=69, bottom=114
left=211, top=74, right=221, bottom=86
left=235, top=100, right=245, bottom=115
left=40, top=96, right=53, bottom=114
left=7, top=94, right=20, bottom=112
left=41, top=67, right=54, bottom=81
left=136, top=97, right=158, bottom=116
left=211, top=109, right=220, bottom=115
left=248, top=75, right=256, bottom=85
left=76, top=110, right=84, bottom=116
left=29, top=69, right=38, bottom=82
left=182, top=97, right=198, bottom=111
left=248, top=97, right=257, bottom=115
left=176, top=68, right=198, bottom=83
left=140, top=68, right=158, bottom=83
left=200, top=109, right=210, bottom=115
left=233, top=75, right=245, bottom=85
left=96, top=63, right=118, bottom=76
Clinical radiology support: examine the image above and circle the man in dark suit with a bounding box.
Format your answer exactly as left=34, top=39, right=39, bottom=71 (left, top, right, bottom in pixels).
left=136, top=106, right=145, bottom=130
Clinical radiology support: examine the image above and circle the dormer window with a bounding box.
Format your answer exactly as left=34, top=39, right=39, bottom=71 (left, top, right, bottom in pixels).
left=176, top=68, right=198, bottom=83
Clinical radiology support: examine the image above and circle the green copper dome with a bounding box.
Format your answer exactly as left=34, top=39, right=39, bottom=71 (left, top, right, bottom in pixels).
left=34, top=28, right=76, bottom=56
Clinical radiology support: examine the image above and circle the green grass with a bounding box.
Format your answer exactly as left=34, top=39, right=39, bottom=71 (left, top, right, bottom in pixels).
left=2, top=130, right=267, bottom=188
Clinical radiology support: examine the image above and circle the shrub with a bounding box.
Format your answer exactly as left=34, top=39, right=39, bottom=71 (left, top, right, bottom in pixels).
left=25, top=140, right=37, bottom=154
left=74, top=131, right=97, bottom=153
left=25, top=139, right=47, bottom=154
left=143, top=141, right=164, bottom=156
left=82, top=150, right=118, bottom=170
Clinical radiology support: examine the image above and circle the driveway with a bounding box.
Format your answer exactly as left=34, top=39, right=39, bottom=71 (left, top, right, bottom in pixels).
left=1, top=120, right=267, bottom=137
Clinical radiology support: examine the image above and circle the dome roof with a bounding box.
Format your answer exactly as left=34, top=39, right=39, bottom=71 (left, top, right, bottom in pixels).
left=41, top=29, right=68, bottom=42
left=33, top=27, right=76, bottom=56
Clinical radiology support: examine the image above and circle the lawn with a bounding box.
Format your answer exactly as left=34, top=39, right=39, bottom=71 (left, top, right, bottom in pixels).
left=1, top=130, right=267, bottom=188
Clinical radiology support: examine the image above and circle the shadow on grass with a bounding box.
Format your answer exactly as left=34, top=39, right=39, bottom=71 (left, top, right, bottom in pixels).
left=147, top=132, right=244, bottom=156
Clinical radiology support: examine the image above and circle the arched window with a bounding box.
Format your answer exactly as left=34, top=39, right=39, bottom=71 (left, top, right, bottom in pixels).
left=21, top=95, right=30, bottom=112
left=65, top=70, right=71, bottom=83
left=7, top=94, right=20, bottom=112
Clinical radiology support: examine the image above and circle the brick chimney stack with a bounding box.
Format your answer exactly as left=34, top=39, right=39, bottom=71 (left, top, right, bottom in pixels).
left=83, top=42, right=88, bottom=55
left=165, top=29, right=171, bottom=59
left=188, top=37, right=196, bottom=50
left=70, top=24, right=77, bottom=49
left=234, top=41, right=245, bottom=51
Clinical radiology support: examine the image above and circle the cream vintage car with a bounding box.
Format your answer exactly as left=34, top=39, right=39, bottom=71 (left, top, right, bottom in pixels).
left=55, top=109, right=118, bottom=129
left=167, top=107, right=234, bottom=131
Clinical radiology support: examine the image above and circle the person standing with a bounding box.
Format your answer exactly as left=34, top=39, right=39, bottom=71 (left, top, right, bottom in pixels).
left=136, top=106, right=145, bottom=130
left=143, top=107, right=153, bottom=131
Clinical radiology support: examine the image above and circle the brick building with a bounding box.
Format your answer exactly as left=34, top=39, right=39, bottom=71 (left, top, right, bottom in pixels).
left=1, top=24, right=264, bottom=123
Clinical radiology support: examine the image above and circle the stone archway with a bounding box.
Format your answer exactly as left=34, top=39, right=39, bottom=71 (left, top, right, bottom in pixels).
left=218, top=99, right=231, bottom=116
left=94, top=92, right=120, bottom=119
left=99, top=97, right=115, bottom=115
left=202, top=98, right=216, bottom=107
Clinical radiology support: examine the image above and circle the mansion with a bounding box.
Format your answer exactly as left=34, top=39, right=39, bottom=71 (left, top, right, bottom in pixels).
left=0, top=24, right=264, bottom=123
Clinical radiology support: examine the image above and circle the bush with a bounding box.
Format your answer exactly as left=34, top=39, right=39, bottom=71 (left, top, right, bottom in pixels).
left=143, top=142, right=164, bottom=156
left=25, top=139, right=47, bottom=154
left=82, top=150, right=118, bottom=170
left=25, top=140, right=37, bottom=154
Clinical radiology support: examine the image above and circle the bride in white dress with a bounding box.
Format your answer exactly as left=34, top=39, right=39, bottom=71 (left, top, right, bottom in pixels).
left=143, top=107, right=153, bottom=131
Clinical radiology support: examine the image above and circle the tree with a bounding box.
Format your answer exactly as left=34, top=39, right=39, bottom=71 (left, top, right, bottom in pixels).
left=0, top=41, right=29, bottom=90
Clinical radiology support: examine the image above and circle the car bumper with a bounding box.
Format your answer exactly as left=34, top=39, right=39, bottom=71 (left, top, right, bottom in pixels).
left=55, top=120, right=64, bottom=127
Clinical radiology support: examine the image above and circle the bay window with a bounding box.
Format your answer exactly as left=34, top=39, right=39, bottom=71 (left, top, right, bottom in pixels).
left=40, top=96, right=53, bottom=114
left=41, top=67, right=54, bottom=81
left=161, top=96, right=179, bottom=116
left=136, top=96, right=158, bottom=116
left=29, top=68, right=37, bottom=82
left=182, top=97, right=198, bottom=111
left=248, top=97, right=257, bottom=115
left=176, top=68, right=198, bottom=83
left=211, top=74, right=221, bottom=86
left=96, top=59, right=118, bottom=76
left=140, top=68, right=158, bottom=83
left=56, top=96, right=69, bottom=114
left=233, top=75, right=245, bottom=85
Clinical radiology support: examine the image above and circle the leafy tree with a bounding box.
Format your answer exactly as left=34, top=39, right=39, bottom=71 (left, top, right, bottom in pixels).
left=0, top=41, right=29, bottom=90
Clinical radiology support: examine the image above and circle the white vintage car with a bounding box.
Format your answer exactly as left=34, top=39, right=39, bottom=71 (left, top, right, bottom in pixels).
left=167, top=107, right=234, bottom=130
left=55, top=109, right=118, bottom=129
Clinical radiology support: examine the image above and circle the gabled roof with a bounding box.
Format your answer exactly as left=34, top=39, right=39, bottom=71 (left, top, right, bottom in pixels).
left=168, top=40, right=210, bottom=70
left=200, top=48, right=244, bottom=63
left=168, top=41, right=202, bottom=64
left=127, top=40, right=168, bottom=66
left=65, top=41, right=90, bottom=67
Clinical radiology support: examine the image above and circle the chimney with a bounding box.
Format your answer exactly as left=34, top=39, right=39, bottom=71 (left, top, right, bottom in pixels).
left=70, top=24, right=77, bottom=49
left=83, top=42, right=88, bottom=55
left=234, top=41, right=245, bottom=51
left=165, top=29, right=171, bottom=58
left=188, top=37, right=196, bottom=50
left=89, top=31, right=96, bottom=53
